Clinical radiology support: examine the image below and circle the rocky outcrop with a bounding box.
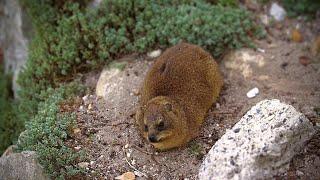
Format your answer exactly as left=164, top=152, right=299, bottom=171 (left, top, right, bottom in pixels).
left=199, top=99, right=316, bottom=180
left=0, top=151, right=49, bottom=180
left=0, top=0, right=33, bottom=98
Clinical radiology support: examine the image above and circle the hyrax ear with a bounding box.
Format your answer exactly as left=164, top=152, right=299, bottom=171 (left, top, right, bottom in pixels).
left=164, top=103, right=172, bottom=112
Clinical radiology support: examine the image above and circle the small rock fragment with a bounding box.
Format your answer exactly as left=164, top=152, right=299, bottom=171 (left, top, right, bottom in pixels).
left=296, top=170, right=304, bottom=176
left=134, top=170, right=144, bottom=177
left=74, top=146, right=81, bottom=150
left=88, top=103, right=93, bottom=110
left=147, top=49, right=162, bottom=58
left=291, top=29, right=303, bottom=42
left=257, top=48, right=265, bottom=53
left=269, top=3, right=286, bottom=21
left=115, top=172, right=135, bottom=180
left=82, top=95, right=89, bottom=102
left=299, top=56, right=311, bottom=66
left=246, top=87, right=259, bottom=98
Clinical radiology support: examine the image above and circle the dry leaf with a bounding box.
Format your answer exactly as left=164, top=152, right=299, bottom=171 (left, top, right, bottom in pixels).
left=299, top=56, right=310, bottom=66
left=115, top=172, right=135, bottom=180
left=73, top=128, right=81, bottom=134
left=291, top=29, right=303, bottom=42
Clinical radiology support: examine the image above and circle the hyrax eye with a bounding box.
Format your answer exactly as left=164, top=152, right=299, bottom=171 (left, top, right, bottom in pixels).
left=157, top=121, right=165, bottom=131
left=144, top=125, right=148, bottom=132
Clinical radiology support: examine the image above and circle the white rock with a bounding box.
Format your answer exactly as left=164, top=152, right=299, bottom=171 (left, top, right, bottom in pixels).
left=147, top=49, right=162, bottom=58
left=269, top=3, right=286, bottom=21
left=257, top=48, right=265, bottom=53
left=246, top=87, right=259, bottom=98
left=199, top=99, right=315, bottom=180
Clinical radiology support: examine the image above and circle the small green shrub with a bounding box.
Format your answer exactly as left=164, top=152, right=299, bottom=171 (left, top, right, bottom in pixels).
left=217, top=0, right=239, bottom=7
left=282, top=0, right=320, bottom=18
left=0, top=65, right=24, bottom=154
left=18, top=83, right=85, bottom=179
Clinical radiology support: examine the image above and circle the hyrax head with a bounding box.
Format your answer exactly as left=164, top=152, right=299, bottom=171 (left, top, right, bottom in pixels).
left=142, top=96, right=188, bottom=150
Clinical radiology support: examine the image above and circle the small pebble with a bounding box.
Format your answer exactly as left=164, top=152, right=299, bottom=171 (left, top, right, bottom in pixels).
left=74, top=146, right=81, bottom=150
left=147, top=49, right=162, bottom=58
left=82, top=95, right=89, bottom=102
left=296, top=170, right=304, bottom=176
left=246, top=87, right=259, bottom=98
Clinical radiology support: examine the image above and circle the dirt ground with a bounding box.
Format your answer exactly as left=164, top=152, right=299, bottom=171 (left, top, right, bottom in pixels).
left=67, top=12, right=320, bottom=180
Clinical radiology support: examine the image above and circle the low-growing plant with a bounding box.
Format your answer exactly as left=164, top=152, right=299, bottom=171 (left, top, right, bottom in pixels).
left=18, top=83, right=85, bottom=179
left=282, top=0, right=320, bottom=18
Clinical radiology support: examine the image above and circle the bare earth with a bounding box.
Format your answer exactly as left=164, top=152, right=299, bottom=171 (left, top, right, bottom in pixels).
left=68, top=19, right=320, bottom=179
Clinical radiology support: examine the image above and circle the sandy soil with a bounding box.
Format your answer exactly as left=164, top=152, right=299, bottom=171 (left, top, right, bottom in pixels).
left=67, top=12, right=320, bottom=180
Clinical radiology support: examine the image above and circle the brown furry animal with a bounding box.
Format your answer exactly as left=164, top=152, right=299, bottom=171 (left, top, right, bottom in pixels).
left=136, top=43, right=223, bottom=150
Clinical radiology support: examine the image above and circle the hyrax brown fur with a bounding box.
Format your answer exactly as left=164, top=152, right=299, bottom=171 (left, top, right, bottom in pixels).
left=136, top=43, right=223, bottom=150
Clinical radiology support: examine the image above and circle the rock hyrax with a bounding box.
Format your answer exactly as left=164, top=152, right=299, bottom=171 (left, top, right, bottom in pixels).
left=136, top=43, right=223, bottom=150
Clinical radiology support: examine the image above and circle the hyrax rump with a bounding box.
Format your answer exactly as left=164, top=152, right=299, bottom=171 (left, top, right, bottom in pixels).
left=136, top=43, right=223, bottom=150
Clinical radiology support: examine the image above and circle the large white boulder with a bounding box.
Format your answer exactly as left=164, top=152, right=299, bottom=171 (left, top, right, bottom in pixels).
left=199, top=99, right=316, bottom=180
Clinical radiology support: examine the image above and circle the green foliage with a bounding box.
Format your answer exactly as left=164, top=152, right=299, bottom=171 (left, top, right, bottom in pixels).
left=188, top=141, right=204, bottom=159
left=282, top=0, right=320, bottom=18
left=217, top=0, right=239, bottom=7
left=18, top=83, right=85, bottom=179
left=0, top=65, right=24, bottom=154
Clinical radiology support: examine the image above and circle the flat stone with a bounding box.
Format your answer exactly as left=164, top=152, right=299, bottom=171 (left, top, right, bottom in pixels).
left=199, top=99, right=316, bottom=180
left=0, top=151, right=49, bottom=180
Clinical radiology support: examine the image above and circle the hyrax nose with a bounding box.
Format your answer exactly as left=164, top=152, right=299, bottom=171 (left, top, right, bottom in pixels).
left=148, top=134, right=157, bottom=142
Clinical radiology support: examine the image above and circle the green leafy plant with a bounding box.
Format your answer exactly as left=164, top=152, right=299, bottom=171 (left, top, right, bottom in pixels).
left=18, top=83, right=85, bottom=179
left=282, top=0, right=320, bottom=18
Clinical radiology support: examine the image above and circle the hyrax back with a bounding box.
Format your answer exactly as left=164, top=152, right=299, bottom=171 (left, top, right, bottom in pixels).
left=136, top=43, right=223, bottom=150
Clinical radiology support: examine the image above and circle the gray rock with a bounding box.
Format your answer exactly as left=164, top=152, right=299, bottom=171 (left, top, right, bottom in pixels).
left=199, top=99, right=316, bottom=180
left=0, top=151, right=49, bottom=180
left=0, top=0, right=33, bottom=98
left=269, top=3, right=286, bottom=21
